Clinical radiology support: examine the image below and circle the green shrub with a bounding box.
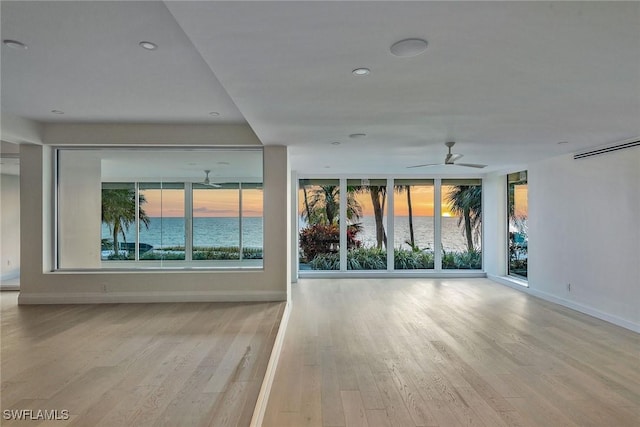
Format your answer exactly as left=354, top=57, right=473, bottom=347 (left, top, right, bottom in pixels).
left=454, top=249, right=482, bottom=269
left=442, top=249, right=482, bottom=269
left=140, top=251, right=186, bottom=260
left=442, top=250, right=456, bottom=269
left=308, top=253, right=340, bottom=270
left=394, top=249, right=434, bottom=269
left=242, top=247, right=263, bottom=259
left=346, top=247, right=386, bottom=270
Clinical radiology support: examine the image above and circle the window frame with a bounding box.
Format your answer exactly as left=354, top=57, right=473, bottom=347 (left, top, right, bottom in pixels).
left=296, top=175, right=485, bottom=276
left=54, top=146, right=264, bottom=271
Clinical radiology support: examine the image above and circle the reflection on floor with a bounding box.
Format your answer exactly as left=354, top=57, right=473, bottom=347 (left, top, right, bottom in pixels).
left=1, top=293, right=284, bottom=426
left=263, top=278, right=640, bottom=427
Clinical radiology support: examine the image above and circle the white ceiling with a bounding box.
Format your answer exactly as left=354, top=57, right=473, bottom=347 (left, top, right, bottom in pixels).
left=2, top=1, right=639, bottom=175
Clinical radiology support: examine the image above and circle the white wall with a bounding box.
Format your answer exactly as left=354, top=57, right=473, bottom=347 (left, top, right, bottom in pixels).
left=482, top=173, right=507, bottom=277
left=485, top=149, right=639, bottom=331
left=525, top=149, right=639, bottom=331
left=1, top=173, right=20, bottom=281
left=57, top=151, right=102, bottom=268
left=19, top=143, right=290, bottom=304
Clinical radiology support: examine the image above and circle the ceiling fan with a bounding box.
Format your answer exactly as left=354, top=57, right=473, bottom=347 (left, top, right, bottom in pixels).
left=407, top=141, right=487, bottom=169
left=200, top=170, right=222, bottom=188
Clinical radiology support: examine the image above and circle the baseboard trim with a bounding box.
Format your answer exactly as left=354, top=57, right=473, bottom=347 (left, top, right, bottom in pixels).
left=488, top=274, right=640, bottom=333
left=489, top=274, right=529, bottom=289
left=17, top=290, right=287, bottom=304
left=300, top=271, right=487, bottom=279
left=251, top=299, right=291, bottom=427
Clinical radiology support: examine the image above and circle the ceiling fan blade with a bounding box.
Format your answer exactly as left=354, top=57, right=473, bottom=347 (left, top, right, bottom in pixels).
left=456, top=163, right=487, bottom=168
left=407, top=163, right=443, bottom=169
left=446, top=153, right=463, bottom=163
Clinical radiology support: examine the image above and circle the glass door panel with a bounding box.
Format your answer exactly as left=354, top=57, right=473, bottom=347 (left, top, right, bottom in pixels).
left=298, top=179, right=341, bottom=270
left=394, top=179, right=435, bottom=269
left=441, top=179, right=482, bottom=269
left=346, top=179, right=387, bottom=270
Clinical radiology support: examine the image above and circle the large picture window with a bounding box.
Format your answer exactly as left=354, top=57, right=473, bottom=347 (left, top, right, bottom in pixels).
left=394, top=179, right=434, bottom=269
left=347, top=179, right=387, bottom=270
left=57, top=148, right=263, bottom=270
left=192, top=183, right=240, bottom=261
left=441, top=179, right=483, bottom=270
left=298, top=179, right=341, bottom=270
left=297, top=177, right=483, bottom=274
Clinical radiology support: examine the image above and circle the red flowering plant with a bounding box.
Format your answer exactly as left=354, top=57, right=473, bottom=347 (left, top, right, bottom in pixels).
left=299, top=224, right=361, bottom=262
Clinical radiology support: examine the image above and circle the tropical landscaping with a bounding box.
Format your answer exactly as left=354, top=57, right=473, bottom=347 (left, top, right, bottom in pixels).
left=298, top=179, right=483, bottom=270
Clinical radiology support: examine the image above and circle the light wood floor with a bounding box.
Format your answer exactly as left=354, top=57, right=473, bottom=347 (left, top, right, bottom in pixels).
left=0, top=292, right=284, bottom=426
left=263, top=278, right=640, bottom=427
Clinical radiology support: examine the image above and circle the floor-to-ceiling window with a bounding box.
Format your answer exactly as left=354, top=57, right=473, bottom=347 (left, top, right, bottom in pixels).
left=57, top=148, right=263, bottom=270
left=508, top=171, right=528, bottom=278
left=347, top=179, right=387, bottom=270
left=440, top=179, right=483, bottom=269
left=393, top=179, right=435, bottom=269
left=298, top=179, right=341, bottom=270
left=298, top=177, right=482, bottom=274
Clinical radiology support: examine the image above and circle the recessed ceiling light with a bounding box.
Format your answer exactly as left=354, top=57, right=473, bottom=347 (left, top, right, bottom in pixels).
left=139, top=41, right=157, bottom=51
left=352, top=68, right=370, bottom=76
left=324, top=165, right=331, bottom=169
left=557, top=141, right=569, bottom=145
left=3, top=39, right=27, bottom=49
left=209, top=111, right=220, bottom=116
left=331, top=141, right=341, bottom=145
left=51, top=110, right=64, bottom=115
left=217, top=161, right=230, bottom=165
left=390, top=38, right=428, bottom=57
left=349, top=133, right=367, bottom=139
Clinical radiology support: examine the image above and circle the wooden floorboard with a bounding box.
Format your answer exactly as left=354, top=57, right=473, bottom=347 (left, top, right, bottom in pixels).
left=263, top=278, right=640, bottom=427
left=0, top=292, right=284, bottom=427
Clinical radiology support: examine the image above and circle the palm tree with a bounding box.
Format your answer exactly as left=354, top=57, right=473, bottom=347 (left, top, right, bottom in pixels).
left=446, top=185, right=482, bottom=252
left=395, top=185, right=416, bottom=249
left=301, top=185, right=362, bottom=225
left=369, top=185, right=387, bottom=249
left=102, top=188, right=150, bottom=258
left=302, top=186, right=312, bottom=223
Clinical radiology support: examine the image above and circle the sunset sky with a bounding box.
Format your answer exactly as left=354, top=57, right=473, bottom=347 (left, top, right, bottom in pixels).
left=140, top=183, right=527, bottom=219
left=299, top=184, right=528, bottom=218
left=141, top=189, right=264, bottom=217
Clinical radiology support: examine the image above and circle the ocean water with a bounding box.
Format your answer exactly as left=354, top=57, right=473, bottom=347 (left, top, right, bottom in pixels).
left=101, top=216, right=478, bottom=253
left=368, top=216, right=478, bottom=252
left=302, top=216, right=479, bottom=253
left=101, top=217, right=264, bottom=249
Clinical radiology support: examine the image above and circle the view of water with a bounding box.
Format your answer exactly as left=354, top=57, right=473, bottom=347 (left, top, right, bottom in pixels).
left=301, top=216, right=479, bottom=253
left=102, top=216, right=478, bottom=253
left=101, top=217, right=264, bottom=249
